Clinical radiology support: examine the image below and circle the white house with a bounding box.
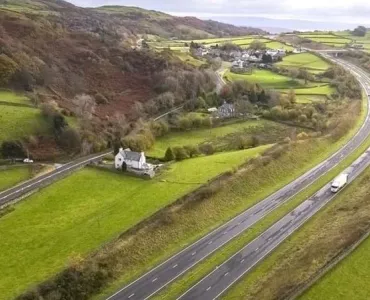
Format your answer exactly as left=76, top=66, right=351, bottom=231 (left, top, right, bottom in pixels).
left=115, top=148, right=148, bottom=170
left=218, top=101, right=236, bottom=118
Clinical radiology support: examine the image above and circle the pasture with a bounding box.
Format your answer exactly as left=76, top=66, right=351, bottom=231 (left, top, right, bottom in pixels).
left=0, top=146, right=269, bottom=299
left=0, top=105, right=50, bottom=143
left=148, top=119, right=287, bottom=157
left=0, top=91, right=30, bottom=105
left=225, top=69, right=305, bottom=89
left=277, top=53, right=331, bottom=73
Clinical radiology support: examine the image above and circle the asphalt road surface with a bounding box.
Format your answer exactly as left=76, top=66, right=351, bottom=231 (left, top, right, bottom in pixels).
left=0, top=150, right=111, bottom=208
left=177, top=58, right=370, bottom=299
left=107, top=58, right=370, bottom=300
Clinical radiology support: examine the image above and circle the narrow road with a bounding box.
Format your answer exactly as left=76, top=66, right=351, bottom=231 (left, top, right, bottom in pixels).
left=177, top=58, right=370, bottom=299
left=106, top=58, right=370, bottom=300
left=0, top=150, right=111, bottom=208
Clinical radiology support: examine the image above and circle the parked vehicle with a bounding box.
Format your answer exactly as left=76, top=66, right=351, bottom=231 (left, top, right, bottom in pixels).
left=23, top=158, right=34, bottom=163
left=331, top=173, right=348, bottom=193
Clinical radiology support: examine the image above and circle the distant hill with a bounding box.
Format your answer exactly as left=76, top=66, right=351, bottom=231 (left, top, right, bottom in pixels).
left=93, top=5, right=266, bottom=39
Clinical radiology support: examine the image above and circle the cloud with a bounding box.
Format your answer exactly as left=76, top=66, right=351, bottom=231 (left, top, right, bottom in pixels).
left=67, top=0, right=370, bottom=25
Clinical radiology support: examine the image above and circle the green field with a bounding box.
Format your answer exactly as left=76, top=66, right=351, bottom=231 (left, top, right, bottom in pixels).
left=148, top=119, right=267, bottom=157
left=277, top=53, right=331, bottom=73
left=0, top=105, right=50, bottom=143
left=189, top=36, right=258, bottom=45
left=265, top=41, right=294, bottom=51
left=173, top=51, right=206, bottom=67
left=287, top=85, right=335, bottom=95
left=0, top=146, right=269, bottom=299
left=225, top=69, right=304, bottom=89
left=0, top=91, right=30, bottom=105
left=301, top=232, right=370, bottom=300
left=0, top=166, right=31, bottom=191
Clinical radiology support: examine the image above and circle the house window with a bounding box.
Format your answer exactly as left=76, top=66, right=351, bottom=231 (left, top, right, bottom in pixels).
left=119, top=158, right=122, bottom=161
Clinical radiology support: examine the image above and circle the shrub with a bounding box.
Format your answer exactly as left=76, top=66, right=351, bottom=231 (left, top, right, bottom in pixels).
left=0, top=54, right=18, bottom=86
left=58, top=128, right=81, bottom=153
left=184, top=145, right=201, bottom=158
left=164, top=147, right=175, bottom=161
left=95, top=93, right=109, bottom=105
left=173, top=146, right=189, bottom=160
left=297, top=132, right=309, bottom=140
left=199, top=143, right=215, bottom=155
left=298, top=114, right=308, bottom=123
left=1, top=140, right=26, bottom=158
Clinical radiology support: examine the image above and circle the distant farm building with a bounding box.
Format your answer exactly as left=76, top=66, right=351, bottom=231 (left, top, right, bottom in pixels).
left=218, top=101, right=236, bottom=118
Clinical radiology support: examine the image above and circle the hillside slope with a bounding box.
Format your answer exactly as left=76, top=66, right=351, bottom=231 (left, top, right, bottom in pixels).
left=94, top=5, right=266, bottom=39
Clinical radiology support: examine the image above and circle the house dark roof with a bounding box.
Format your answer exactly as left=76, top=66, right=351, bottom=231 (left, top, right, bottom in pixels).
left=123, top=150, right=142, bottom=162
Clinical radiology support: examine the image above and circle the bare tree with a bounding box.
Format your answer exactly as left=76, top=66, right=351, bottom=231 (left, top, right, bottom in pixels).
left=72, top=94, right=96, bottom=120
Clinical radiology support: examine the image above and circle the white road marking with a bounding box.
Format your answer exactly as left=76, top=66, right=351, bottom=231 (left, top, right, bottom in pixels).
left=240, top=259, right=245, bottom=263
left=206, top=286, right=211, bottom=291
left=191, top=252, right=196, bottom=256
left=172, top=264, right=178, bottom=268
left=152, top=278, right=158, bottom=282
left=208, top=241, right=213, bottom=245
left=128, top=293, right=135, bottom=298
left=224, top=272, right=229, bottom=277
left=255, top=247, right=259, bottom=251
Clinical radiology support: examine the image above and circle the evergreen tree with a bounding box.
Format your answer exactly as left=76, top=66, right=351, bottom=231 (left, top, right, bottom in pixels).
left=164, top=147, right=175, bottom=161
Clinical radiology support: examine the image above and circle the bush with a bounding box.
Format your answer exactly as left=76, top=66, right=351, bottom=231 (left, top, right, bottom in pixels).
left=95, top=93, right=109, bottom=105
left=298, top=114, right=308, bottom=123
left=0, top=54, right=18, bottom=86
left=164, top=147, right=175, bottom=161
left=184, top=145, right=200, bottom=158
left=297, top=132, right=309, bottom=140
left=199, top=143, right=215, bottom=155
left=1, top=140, right=26, bottom=158
left=58, top=128, right=81, bottom=153
left=173, top=146, right=189, bottom=160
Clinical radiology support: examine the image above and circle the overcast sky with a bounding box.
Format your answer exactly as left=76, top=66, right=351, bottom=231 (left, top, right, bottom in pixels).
left=67, top=0, right=370, bottom=27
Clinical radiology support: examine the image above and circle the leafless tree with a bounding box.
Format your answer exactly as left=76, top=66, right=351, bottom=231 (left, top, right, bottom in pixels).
left=72, top=94, right=96, bottom=120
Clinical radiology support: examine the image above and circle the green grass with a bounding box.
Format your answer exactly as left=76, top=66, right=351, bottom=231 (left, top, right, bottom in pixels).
left=188, top=36, right=258, bottom=45
left=0, top=105, right=50, bottom=143
left=0, top=166, right=31, bottom=191
left=0, top=91, right=30, bottom=105
left=148, top=120, right=267, bottom=157
left=265, top=41, right=294, bottom=51
left=276, top=53, right=331, bottom=72
left=300, top=228, right=370, bottom=300
left=296, top=95, right=328, bottom=104
left=0, top=147, right=269, bottom=299
left=225, top=69, right=306, bottom=89
left=173, top=51, right=206, bottom=67
left=280, top=85, right=335, bottom=96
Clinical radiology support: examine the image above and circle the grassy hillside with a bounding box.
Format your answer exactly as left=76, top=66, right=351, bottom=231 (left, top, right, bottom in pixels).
left=0, top=105, right=50, bottom=143
left=94, top=5, right=265, bottom=39
left=0, top=146, right=269, bottom=299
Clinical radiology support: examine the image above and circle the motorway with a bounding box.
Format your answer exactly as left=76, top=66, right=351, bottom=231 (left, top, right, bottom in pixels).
left=0, top=150, right=111, bottom=208
left=177, top=57, right=370, bottom=299
left=107, top=58, right=370, bottom=300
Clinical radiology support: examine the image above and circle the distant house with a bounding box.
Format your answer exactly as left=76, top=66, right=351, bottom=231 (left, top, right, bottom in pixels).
left=218, top=101, right=236, bottom=118
left=115, top=148, right=149, bottom=170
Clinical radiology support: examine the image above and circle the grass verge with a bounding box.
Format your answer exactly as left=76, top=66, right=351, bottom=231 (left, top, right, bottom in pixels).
left=0, top=166, right=31, bottom=191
